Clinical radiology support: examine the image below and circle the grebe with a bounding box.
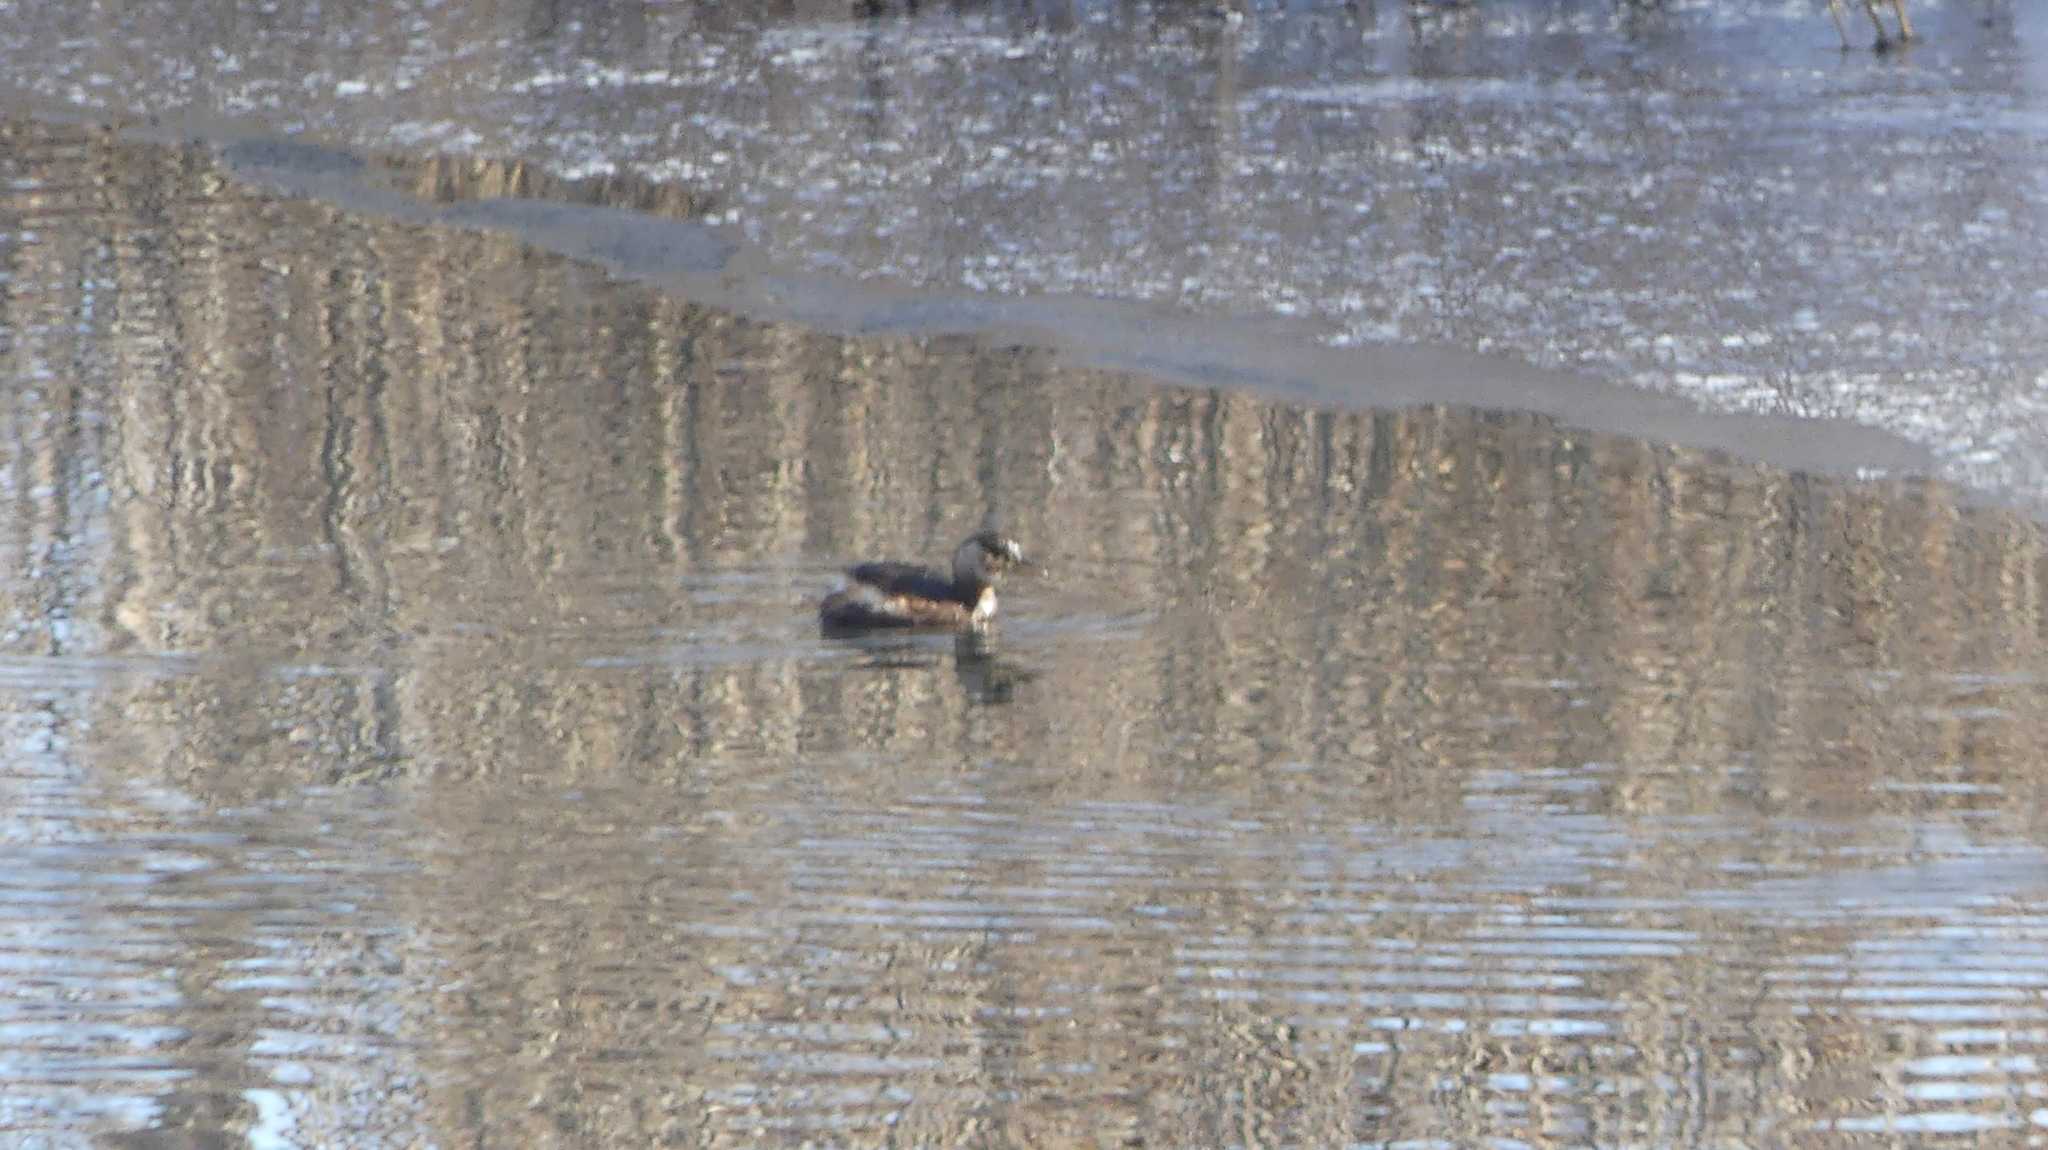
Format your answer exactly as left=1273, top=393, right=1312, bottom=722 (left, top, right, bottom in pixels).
left=820, top=530, right=1034, bottom=634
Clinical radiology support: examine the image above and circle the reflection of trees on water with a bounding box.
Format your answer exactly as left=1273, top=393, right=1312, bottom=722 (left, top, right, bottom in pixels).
left=3, top=121, right=2048, bottom=1144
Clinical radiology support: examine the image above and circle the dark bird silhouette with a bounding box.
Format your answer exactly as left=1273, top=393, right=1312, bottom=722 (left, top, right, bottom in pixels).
left=820, top=529, right=1036, bottom=634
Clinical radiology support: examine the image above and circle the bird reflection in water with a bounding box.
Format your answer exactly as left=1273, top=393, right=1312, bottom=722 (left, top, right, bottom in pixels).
left=950, top=630, right=1037, bottom=704
left=830, top=630, right=1039, bottom=705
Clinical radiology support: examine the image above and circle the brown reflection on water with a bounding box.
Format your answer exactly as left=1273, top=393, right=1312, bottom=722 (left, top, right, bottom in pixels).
left=6, top=119, right=2048, bottom=1146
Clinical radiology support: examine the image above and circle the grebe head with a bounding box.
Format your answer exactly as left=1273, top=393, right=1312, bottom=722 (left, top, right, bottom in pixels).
left=952, top=529, right=1031, bottom=588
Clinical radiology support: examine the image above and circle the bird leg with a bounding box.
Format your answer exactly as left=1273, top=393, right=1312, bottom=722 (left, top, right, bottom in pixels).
left=1862, top=0, right=1892, bottom=50
left=1888, top=0, right=1914, bottom=42
left=1825, top=0, right=1856, bottom=49
left=1862, top=0, right=1911, bottom=50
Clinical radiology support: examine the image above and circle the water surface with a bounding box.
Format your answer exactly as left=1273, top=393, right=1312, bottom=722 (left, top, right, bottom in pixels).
left=4, top=119, right=2048, bottom=1146
left=5, top=0, right=2048, bottom=500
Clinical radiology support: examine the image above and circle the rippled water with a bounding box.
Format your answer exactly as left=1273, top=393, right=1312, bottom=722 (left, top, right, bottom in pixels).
left=4, top=117, right=2048, bottom=1145
left=3, top=0, right=2047, bottom=503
